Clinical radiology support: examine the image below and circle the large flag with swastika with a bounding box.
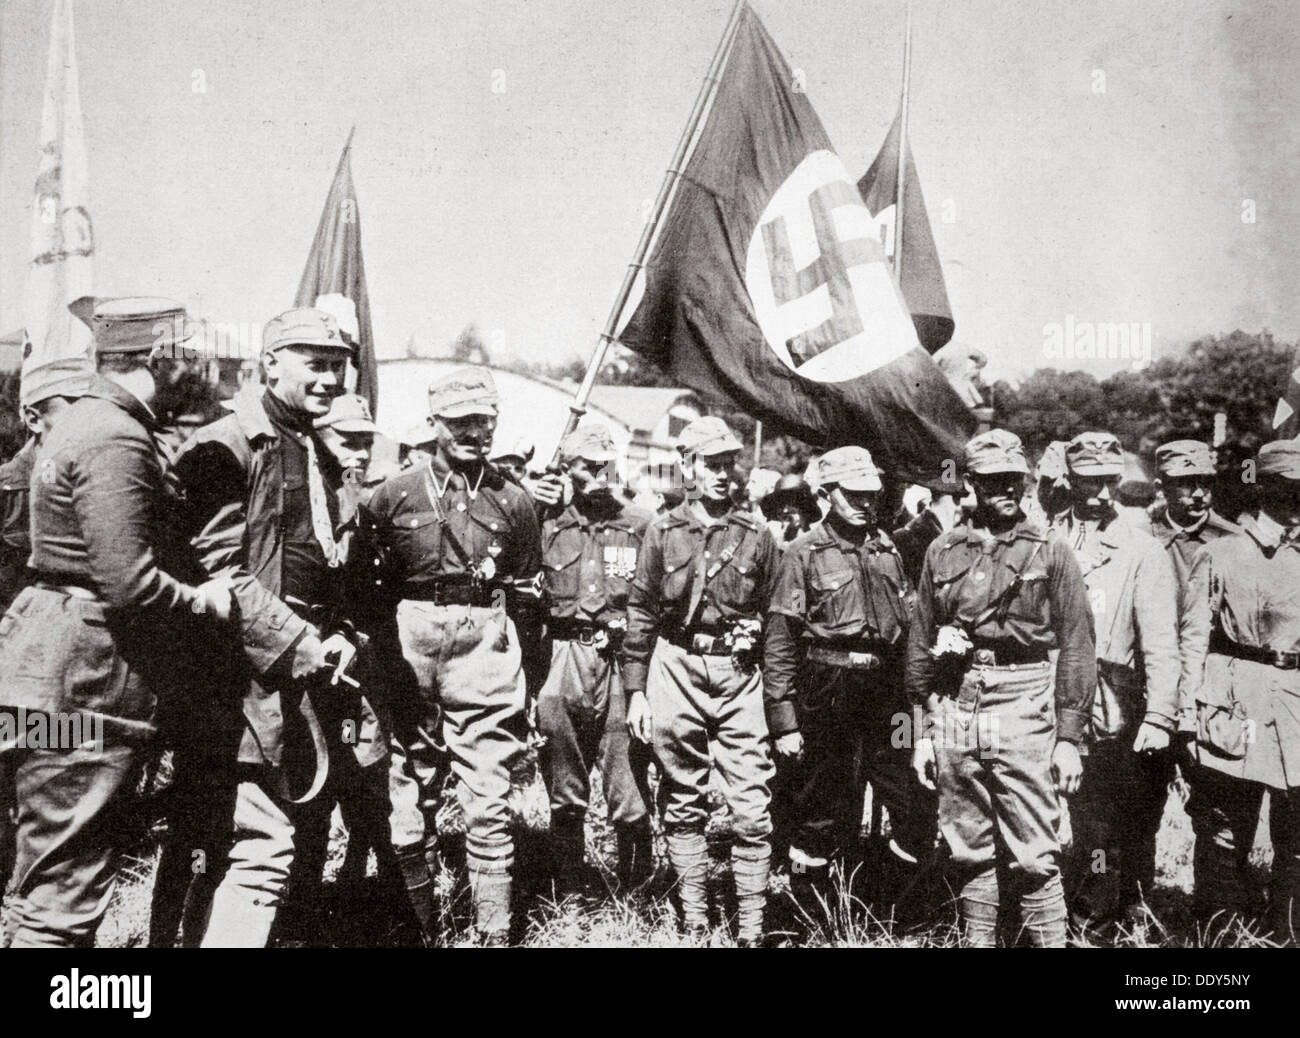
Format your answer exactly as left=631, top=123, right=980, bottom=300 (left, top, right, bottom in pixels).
left=618, top=4, right=974, bottom=480
left=858, top=109, right=955, bottom=354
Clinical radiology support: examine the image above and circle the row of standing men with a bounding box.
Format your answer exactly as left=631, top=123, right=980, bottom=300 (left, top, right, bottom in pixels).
left=1, top=298, right=1297, bottom=946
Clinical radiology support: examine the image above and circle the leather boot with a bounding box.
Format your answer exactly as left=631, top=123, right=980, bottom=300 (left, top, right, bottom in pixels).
left=615, top=820, right=655, bottom=893
left=787, top=846, right=831, bottom=935
left=396, top=843, right=439, bottom=946
left=550, top=809, right=588, bottom=901
left=732, top=844, right=771, bottom=946
left=467, top=842, right=514, bottom=944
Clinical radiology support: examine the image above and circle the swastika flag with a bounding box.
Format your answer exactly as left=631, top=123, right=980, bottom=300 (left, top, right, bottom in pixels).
left=619, top=4, right=975, bottom=480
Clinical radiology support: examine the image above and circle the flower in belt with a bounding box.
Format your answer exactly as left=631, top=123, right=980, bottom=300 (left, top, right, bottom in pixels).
left=930, top=624, right=974, bottom=660
left=592, top=617, right=626, bottom=653
left=726, top=618, right=763, bottom=670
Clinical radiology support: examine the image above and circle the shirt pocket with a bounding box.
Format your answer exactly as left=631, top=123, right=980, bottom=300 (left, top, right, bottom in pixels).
left=716, top=537, right=762, bottom=612
left=386, top=511, right=442, bottom=571
left=543, top=540, right=584, bottom=607
left=1007, top=559, right=1051, bottom=623
left=929, top=556, right=974, bottom=618
left=809, top=564, right=867, bottom=635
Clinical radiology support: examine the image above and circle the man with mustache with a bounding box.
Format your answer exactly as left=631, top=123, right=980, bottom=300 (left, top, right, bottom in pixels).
left=1052, top=431, right=1180, bottom=936
left=364, top=366, right=545, bottom=945
left=764, top=446, right=935, bottom=926
left=908, top=429, right=1095, bottom=947
left=537, top=423, right=654, bottom=898
left=623, top=416, right=780, bottom=945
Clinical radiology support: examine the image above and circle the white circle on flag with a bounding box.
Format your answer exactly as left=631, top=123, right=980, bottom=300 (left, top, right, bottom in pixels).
left=745, top=150, right=917, bottom=384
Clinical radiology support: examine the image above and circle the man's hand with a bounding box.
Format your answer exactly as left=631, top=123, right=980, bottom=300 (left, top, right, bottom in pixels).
left=1133, top=722, right=1171, bottom=755
left=912, top=737, right=937, bottom=791
left=527, top=472, right=565, bottom=509
left=196, top=577, right=234, bottom=622
left=626, top=691, right=653, bottom=744
left=1052, top=741, right=1083, bottom=795
left=290, top=632, right=357, bottom=684
left=774, top=731, right=804, bottom=759
left=320, top=633, right=358, bottom=686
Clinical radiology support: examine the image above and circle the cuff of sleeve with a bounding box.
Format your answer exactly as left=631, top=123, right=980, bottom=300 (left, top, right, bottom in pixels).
left=1142, top=710, right=1176, bottom=732
left=622, top=661, right=648, bottom=700
left=767, top=700, right=799, bottom=737
left=1056, top=707, right=1089, bottom=745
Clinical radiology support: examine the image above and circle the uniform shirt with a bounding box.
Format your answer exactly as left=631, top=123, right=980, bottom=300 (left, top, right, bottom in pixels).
left=764, top=518, right=915, bottom=736
left=261, top=391, right=341, bottom=608
left=27, top=376, right=205, bottom=613
left=0, top=438, right=36, bottom=612
left=1147, top=506, right=1238, bottom=613
left=904, top=513, right=1097, bottom=744
left=622, top=500, right=780, bottom=698
left=541, top=497, right=651, bottom=626
left=1051, top=509, right=1181, bottom=731
left=365, top=451, right=543, bottom=603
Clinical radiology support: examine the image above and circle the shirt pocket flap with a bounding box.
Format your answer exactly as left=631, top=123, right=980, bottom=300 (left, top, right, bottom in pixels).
left=810, top=566, right=855, bottom=592
left=663, top=540, right=694, bottom=575
left=392, top=511, right=441, bottom=532
left=544, top=544, right=584, bottom=571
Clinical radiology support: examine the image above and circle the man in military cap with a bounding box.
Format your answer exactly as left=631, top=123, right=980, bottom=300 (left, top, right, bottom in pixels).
left=764, top=446, right=934, bottom=925
left=1024, top=440, right=1072, bottom=529
left=364, top=365, right=545, bottom=945
left=165, top=306, right=363, bottom=948
left=892, top=465, right=968, bottom=587
left=1149, top=440, right=1239, bottom=606
left=536, top=423, right=654, bottom=897
left=907, top=429, right=1095, bottom=947
left=0, top=357, right=93, bottom=909
left=1182, top=441, right=1300, bottom=941
left=491, top=437, right=536, bottom=487
left=623, top=416, right=780, bottom=945
left=0, top=298, right=232, bottom=947
left=1051, top=432, right=1180, bottom=933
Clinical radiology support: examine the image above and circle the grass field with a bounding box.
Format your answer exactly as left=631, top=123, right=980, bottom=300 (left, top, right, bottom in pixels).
left=82, top=768, right=1279, bottom=949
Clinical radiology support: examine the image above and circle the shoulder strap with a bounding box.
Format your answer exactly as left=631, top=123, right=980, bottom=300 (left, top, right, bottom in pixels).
left=968, top=537, right=1047, bottom=630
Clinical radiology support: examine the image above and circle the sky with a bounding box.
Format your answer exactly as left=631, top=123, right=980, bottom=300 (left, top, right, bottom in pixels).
left=1, top=0, right=1298, bottom=383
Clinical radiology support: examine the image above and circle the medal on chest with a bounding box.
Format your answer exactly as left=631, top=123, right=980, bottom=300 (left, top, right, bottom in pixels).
left=603, top=545, right=637, bottom=580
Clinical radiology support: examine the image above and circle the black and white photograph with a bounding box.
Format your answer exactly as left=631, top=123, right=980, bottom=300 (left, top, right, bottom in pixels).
left=0, top=0, right=1296, bottom=1002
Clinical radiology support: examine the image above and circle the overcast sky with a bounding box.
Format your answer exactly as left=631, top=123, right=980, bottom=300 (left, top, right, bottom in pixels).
left=2, top=0, right=1297, bottom=382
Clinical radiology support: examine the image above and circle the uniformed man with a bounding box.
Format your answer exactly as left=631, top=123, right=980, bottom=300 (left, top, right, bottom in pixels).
left=0, top=358, right=92, bottom=612
left=0, top=298, right=232, bottom=947
left=764, top=446, right=935, bottom=924
left=537, top=423, right=654, bottom=897
left=759, top=473, right=819, bottom=547
left=491, top=437, right=535, bottom=487
left=167, top=307, right=362, bottom=948
left=892, top=466, right=967, bottom=587
left=1182, top=441, right=1300, bottom=941
left=365, top=366, right=545, bottom=945
left=1052, top=432, right=1180, bottom=933
left=623, top=416, right=780, bottom=945
left=907, top=429, right=1096, bottom=947
left=1023, top=440, right=1070, bottom=529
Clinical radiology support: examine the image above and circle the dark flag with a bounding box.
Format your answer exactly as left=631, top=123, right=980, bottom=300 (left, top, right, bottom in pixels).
left=858, top=111, right=955, bottom=353
left=618, top=4, right=974, bottom=480
left=296, top=130, right=378, bottom=415
left=1273, top=345, right=1300, bottom=439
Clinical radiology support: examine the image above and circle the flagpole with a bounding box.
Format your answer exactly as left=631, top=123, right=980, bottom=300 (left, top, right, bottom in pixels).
left=548, top=0, right=747, bottom=468
left=892, top=1, right=913, bottom=282
left=753, top=420, right=763, bottom=468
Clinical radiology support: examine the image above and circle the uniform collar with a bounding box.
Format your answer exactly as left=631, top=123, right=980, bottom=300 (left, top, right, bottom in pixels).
left=555, top=497, right=628, bottom=531
left=85, top=375, right=157, bottom=429
left=963, top=510, right=1041, bottom=546
left=1244, top=512, right=1298, bottom=553
left=815, top=517, right=892, bottom=553
left=669, top=499, right=754, bottom=531
left=427, top=448, right=504, bottom=492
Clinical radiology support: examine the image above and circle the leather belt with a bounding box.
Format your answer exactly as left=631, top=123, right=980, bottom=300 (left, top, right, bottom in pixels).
left=400, top=580, right=497, bottom=607
left=807, top=645, right=884, bottom=671
left=970, top=642, right=1050, bottom=667
left=664, top=625, right=731, bottom=655
left=549, top=616, right=620, bottom=646
left=1211, top=630, right=1300, bottom=671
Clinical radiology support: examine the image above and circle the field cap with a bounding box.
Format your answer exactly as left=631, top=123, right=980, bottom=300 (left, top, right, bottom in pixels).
left=964, top=429, right=1029, bottom=476
left=1066, top=431, right=1125, bottom=477
left=1257, top=441, right=1300, bottom=481
left=69, top=295, right=198, bottom=355
left=1036, top=441, right=1070, bottom=482
left=20, top=356, right=93, bottom=408
left=263, top=307, right=351, bottom=354
left=677, top=416, right=741, bottom=457
left=493, top=436, right=537, bottom=464
left=428, top=366, right=499, bottom=418
left=314, top=392, right=376, bottom=434
left=1155, top=439, right=1215, bottom=479
left=560, top=425, right=616, bottom=463
left=817, top=446, right=882, bottom=492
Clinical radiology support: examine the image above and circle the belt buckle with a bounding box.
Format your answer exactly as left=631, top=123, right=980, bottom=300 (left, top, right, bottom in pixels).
left=848, top=651, right=879, bottom=671
left=974, top=648, right=995, bottom=666
left=1270, top=649, right=1295, bottom=669
left=577, top=629, right=596, bottom=647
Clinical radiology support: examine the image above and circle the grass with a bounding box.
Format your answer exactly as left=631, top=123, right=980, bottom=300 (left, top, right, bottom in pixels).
left=41, top=760, right=1278, bottom=949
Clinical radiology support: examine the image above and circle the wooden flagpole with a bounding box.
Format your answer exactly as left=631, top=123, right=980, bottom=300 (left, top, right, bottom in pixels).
left=892, top=1, right=913, bottom=281
left=548, top=0, right=748, bottom=469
